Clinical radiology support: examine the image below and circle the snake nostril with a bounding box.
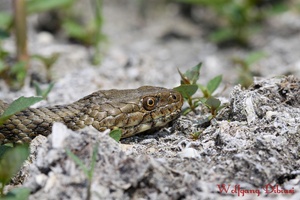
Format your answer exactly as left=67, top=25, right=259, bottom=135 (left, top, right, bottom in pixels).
left=171, top=94, right=177, bottom=101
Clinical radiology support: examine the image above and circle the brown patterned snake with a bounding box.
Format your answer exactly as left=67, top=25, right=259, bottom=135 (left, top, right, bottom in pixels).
left=0, top=86, right=183, bottom=144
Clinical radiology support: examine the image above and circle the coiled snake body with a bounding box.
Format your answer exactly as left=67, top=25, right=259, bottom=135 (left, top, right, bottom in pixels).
left=0, top=86, right=183, bottom=144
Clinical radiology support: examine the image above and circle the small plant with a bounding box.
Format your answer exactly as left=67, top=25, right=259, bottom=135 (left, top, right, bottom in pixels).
left=66, top=143, right=98, bottom=200
left=0, top=6, right=27, bottom=90
left=62, top=0, right=106, bottom=65
left=174, top=63, right=224, bottom=140
left=31, top=53, right=60, bottom=82
left=175, top=0, right=290, bottom=46
left=232, top=51, right=265, bottom=88
left=0, top=0, right=106, bottom=89
left=0, top=61, right=27, bottom=90
left=190, top=131, right=201, bottom=140
left=174, top=62, right=224, bottom=117
left=26, top=0, right=75, bottom=13
left=33, top=81, right=54, bottom=100
left=0, top=0, right=80, bottom=89
left=204, top=96, right=224, bottom=119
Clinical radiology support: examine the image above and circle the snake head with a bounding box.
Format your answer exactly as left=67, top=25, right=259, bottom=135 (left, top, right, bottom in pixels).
left=110, top=86, right=183, bottom=138
left=78, top=86, right=183, bottom=138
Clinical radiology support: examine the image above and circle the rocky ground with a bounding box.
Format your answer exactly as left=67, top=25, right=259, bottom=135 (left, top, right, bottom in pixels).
left=1, top=1, right=300, bottom=199
left=21, top=75, right=299, bottom=200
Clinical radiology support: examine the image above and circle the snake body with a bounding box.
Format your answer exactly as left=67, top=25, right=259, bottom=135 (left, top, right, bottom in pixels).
left=0, top=86, right=183, bottom=144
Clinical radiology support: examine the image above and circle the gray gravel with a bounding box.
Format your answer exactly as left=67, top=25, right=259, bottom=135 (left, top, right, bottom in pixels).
left=20, top=76, right=299, bottom=200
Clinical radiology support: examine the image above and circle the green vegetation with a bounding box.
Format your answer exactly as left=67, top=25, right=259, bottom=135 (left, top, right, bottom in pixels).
left=0, top=0, right=63, bottom=90
left=109, top=128, right=122, bottom=142
left=190, top=131, right=202, bottom=140
left=174, top=63, right=225, bottom=139
left=175, top=0, right=289, bottom=46
left=33, top=81, right=54, bottom=100
left=232, top=51, right=266, bottom=88
left=62, top=0, right=105, bottom=65
left=175, top=62, right=223, bottom=116
left=0, top=2, right=28, bottom=90
left=0, top=96, right=42, bottom=198
left=28, top=0, right=106, bottom=64
left=0, top=96, right=43, bottom=125
left=66, top=143, right=98, bottom=200
left=0, top=187, right=30, bottom=200
left=0, top=0, right=105, bottom=90
left=0, top=145, right=30, bottom=198
left=32, top=53, right=60, bottom=82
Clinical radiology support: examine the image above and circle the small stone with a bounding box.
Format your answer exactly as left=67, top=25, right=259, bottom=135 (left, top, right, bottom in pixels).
left=51, top=123, right=71, bottom=148
left=179, top=148, right=200, bottom=158
left=35, top=174, right=47, bottom=186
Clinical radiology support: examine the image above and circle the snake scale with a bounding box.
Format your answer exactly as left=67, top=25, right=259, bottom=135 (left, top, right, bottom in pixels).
left=0, top=86, right=183, bottom=144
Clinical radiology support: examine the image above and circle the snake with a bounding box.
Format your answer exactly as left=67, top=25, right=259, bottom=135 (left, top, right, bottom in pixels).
left=0, top=86, right=183, bottom=144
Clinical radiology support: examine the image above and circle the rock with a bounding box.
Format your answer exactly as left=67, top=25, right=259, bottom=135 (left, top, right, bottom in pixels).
left=19, top=76, right=300, bottom=199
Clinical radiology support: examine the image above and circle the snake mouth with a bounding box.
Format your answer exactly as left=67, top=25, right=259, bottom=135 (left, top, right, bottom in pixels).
left=120, top=107, right=182, bottom=138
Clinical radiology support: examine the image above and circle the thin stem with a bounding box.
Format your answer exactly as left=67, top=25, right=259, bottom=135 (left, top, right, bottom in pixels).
left=90, top=0, right=103, bottom=65
left=13, top=0, right=28, bottom=67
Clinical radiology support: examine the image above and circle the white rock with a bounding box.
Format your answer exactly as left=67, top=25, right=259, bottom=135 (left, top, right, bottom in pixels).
left=245, top=96, right=257, bottom=124
left=52, top=122, right=71, bottom=149
left=35, top=174, right=48, bottom=186
left=179, top=148, right=200, bottom=159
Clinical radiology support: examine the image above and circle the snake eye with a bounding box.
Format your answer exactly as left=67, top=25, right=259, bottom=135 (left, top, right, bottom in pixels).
left=142, top=97, right=157, bottom=111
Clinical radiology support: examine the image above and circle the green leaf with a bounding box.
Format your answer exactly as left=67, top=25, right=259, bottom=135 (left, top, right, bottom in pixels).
left=173, top=84, right=198, bottom=99
left=33, top=81, right=42, bottom=97
left=32, top=53, right=60, bottom=69
left=176, top=0, right=228, bottom=5
left=0, top=12, right=12, bottom=32
left=0, top=60, right=6, bottom=72
left=209, top=28, right=234, bottom=43
left=183, top=62, right=202, bottom=84
left=33, top=82, right=54, bottom=99
left=1, top=187, right=30, bottom=200
left=268, top=3, right=289, bottom=14
left=66, top=144, right=98, bottom=182
left=41, top=83, right=55, bottom=99
left=205, top=97, right=221, bottom=110
left=27, top=0, right=75, bottom=14
left=0, top=145, right=12, bottom=160
left=0, top=96, right=43, bottom=125
left=207, top=75, right=222, bottom=95
left=0, top=29, right=10, bottom=40
left=0, top=145, right=29, bottom=187
left=62, top=20, right=87, bottom=41
left=109, top=129, right=122, bottom=142
left=177, top=68, right=190, bottom=85
left=89, top=143, right=98, bottom=180
left=66, top=149, right=89, bottom=177
left=217, top=104, right=226, bottom=112
left=245, top=51, right=266, bottom=65
left=198, top=83, right=208, bottom=97
left=9, top=62, right=29, bottom=89
left=0, top=49, right=9, bottom=60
